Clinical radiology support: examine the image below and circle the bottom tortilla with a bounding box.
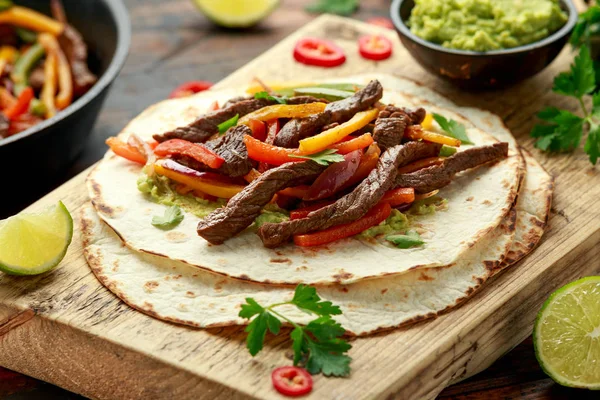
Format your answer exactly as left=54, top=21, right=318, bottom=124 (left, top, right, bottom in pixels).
left=80, top=152, right=552, bottom=336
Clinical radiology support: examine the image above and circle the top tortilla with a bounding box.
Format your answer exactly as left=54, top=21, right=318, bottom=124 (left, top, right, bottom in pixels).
left=87, top=75, right=522, bottom=285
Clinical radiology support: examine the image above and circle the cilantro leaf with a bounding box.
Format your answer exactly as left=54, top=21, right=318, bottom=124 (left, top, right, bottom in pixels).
left=239, top=298, right=265, bottom=319
left=432, top=113, right=473, bottom=145
left=291, top=284, right=342, bottom=316
left=290, top=327, right=305, bottom=365
left=585, top=123, right=600, bottom=165
left=570, top=6, right=600, bottom=48
left=151, top=206, right=184, bottom=229
left=254, top=91, right=287, bottom=104
left=217, top=114, right=239, bottom=134
left=386, top=231, right=424, bottom=249
left=241, top=300, right=281, bottom=356
left=305, top=340, right=352, bottom=377
left=531, top=108, right=584, bottom=152
left=305, top=0, right=358, bottom=16
left=289, top=149, right=345, bottom=166
left=553, top=46, right=596, bottom=98
left=305, top=316, right=345, bottom=341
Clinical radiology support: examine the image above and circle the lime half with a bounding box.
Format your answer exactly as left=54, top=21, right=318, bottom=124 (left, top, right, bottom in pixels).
left=192, top=0, right=280, bottom=28
left=0, top=201, right=73, bottom=275
left=534, top=276, right=600, bottom=390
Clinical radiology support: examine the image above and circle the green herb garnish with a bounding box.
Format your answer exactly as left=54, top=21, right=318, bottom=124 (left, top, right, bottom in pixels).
left=570, top=6, right=600, bottom=49
left=386, top=231, right=424, bottom=249
left=305, top=0, right=358, bottom=16
left=239, top=284, right=351, bottom=377
left=289, top=149, right=345, bottom=166
left=439, top=145, right=457, bottom=157
left=217, top=114, right=239, bottom=135
left=432, top=113, right=473, bottom=145
left=530, top=45, right=600, bottom=164
left=254, top=91, right=287, bottom=104
left=151, top=205, right=184, bottom=229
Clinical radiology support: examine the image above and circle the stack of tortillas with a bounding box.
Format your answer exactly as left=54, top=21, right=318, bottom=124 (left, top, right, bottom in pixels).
left=82, top=74, right=553, bottom=336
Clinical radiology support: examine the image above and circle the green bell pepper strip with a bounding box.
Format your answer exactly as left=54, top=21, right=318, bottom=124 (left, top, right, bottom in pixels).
left=11, top=43, right=45, bottom=95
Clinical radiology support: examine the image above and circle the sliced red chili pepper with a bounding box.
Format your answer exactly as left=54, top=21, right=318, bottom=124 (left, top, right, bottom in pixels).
left=154, top=139, right=225, bottom=169
left=293, top=37, right=346, bottom=68
left=106, top=137, right=147, bottom=165
left=304, top=149, right=362, bottom=201
left=358, top=35, right=393, bottom=61
left=366, top=17, right=394, bottom=30
left=247, top=119, right=267, bottom=142
left=4, top=86, right=34, bottom=120
left=294, top=202, right=392, bottom=247
left=272, top=366, right=313, bottom=397
left=169, top=81, right=213, bottom=99
left=290, top=199, right=336, bottom=220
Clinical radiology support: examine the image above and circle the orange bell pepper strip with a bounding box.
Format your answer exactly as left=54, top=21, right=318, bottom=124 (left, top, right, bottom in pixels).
left=379, top=188, right=415, bottom=207
left=299, top=108, right=379, bottom=154
left=3, top=86, right=34, bottom=120
left=40, top=53, right=58, bottom=119
left=244, top=134, right=302, bottom=165
left=246, top=119, right=267, bottom=141
left=239, top=102, right=326, bottom=125
left=207, top=100, right=220, bottom=111
left=0, top=87, right=17, bottom=109
left=154, top=139, right=225, bottom=169
left=278, top=185, right=310, bottom=198
left=38, top=33, right=72, bottom=110
left=154, top=159, right=245, bottom=199
left=0, top=6, right=64, bottom=36
left=106, top=137, right=147, bottom=165
left=397, top=157, right=446, bottom=174
left=294, top=202, right=391, bottom=247
left=405, top=125, right=461, bottom=147
left=329, top=133, right=374, bottom=154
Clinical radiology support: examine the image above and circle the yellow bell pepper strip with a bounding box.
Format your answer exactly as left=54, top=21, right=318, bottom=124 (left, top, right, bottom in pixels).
left=0, top=45, right=17, bottom=75
left=0, top=6, right=64, bottom=36
left=420, top=113, right=434, bottom=130
left=299, top=108, right=379, bottom=154
left=238, top=102, right=327, bottom=125
left=154, top=159, right=246, bottom=199
left=38, top=33, right=72, bottom=110
left=404, top=125, right=461, bottom=147
left=11, top=43, right=44, bottom=94
left=40, top=53, right=58, bottom=119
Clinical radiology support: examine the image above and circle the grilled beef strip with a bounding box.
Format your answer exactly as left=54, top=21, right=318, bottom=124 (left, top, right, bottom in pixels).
left=153, top=96, right=324, bottom=144
left=58, top=26, right=98, bottom=97
left=373, top=105, right=427, bottom=151
left=273, top=80, right=384, bottom=148
left=197, top=161, right=327, bottom=244
left=257, top=141, right=442, bottom=248
left=394, top=142, right=509, bottom=194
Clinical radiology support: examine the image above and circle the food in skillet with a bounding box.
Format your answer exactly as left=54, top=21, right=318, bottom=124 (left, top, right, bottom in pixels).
left=0, top=0, right=97, bottom=139
left=103, top=79, right=511, bottom=251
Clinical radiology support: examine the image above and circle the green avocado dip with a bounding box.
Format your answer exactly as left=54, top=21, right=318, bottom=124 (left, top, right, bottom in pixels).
left=408, top=0, right=568, bottom=52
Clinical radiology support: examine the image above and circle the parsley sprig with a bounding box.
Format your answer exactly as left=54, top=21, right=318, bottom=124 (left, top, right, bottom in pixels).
left=254, top=91, right=288, bottom=104
left=239, top=284, right=352, bottom=377
left=289, top=149, right=345, bottom=166
left=530, top=45, right=600, bottom=164
left=151, top=205, right=184, bottom=229
left=432, top=113, right=473, bottom=145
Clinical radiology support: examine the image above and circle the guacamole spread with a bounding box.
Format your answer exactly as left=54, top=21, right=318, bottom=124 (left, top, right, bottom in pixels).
left=408, top=0, right=568, bottom=52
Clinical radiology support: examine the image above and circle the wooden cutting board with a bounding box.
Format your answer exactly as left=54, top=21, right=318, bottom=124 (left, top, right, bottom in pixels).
left=1, top=15, right=599, bottom=400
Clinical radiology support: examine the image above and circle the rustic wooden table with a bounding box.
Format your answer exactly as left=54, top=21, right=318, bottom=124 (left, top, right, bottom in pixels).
left=1, top=0, right=597, bottom=399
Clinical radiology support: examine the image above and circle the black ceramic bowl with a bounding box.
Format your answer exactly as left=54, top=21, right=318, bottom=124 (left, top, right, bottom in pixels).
left=0, top=0, right=130, bottom=185
left=391, top=0, right=578, bottom=89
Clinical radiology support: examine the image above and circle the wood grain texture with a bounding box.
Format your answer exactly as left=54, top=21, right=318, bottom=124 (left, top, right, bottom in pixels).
left=1, top=7, right=600, bottom=400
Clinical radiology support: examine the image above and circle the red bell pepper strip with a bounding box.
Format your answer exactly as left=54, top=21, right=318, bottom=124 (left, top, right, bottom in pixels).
left=304, top=149, right=362, bottom=201
left=293, top=37, right=346, bottom=68
left=366, top=17, right=394, bottom=30
left=380, top=188, right=415, bottom=207
left=329, top=133, right=374, bottom=154
left=106, top=137, right=147, bottom=165
left=4, top=86, right=34, bottom=120
left=169, top=81, right=213, bottom=99
left=397, top=157, right=445, bottom=174
left=246, top=119, right=267, bottom=142
left=154, top=139, right=225, bottom=169
left=290, top=199, right=336, bottom=220
left=358, top=35, right=393, bottom=61
left=294, top=202, right=392, bottom=247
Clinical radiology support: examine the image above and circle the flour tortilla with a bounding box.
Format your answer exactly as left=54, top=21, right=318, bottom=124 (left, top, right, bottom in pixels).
left=81, top=153, right=551, bottom=336
left=87, top=76, right=521, bottom=285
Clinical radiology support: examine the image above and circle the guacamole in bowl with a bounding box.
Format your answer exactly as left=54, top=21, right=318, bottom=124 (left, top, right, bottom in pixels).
left=408, top=0, right=569, bottom=52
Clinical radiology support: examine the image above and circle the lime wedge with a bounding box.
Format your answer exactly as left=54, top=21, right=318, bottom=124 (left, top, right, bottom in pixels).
left=0, top=201, right=73, bottom=275
left=192, top=0, right=280, bottom=28
left=534, top=276, right=600, bottom=390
